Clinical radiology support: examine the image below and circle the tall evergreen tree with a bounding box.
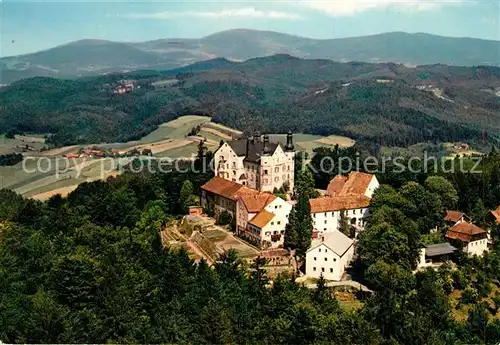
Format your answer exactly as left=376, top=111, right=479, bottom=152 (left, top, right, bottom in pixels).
left=295, top=192, right=313, bottom=259
left=294, top=168, right=317, bottom=199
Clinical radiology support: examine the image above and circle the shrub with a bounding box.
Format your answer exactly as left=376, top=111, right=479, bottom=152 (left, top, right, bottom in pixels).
left=452, top=269, right=469, bottom=290
left=461, top=287, right=479, bottom=305
left=216, top=210, right=232, bottom=226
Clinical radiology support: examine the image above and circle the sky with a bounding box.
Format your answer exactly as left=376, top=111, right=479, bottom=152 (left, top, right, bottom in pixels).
left=1, top=0, right=499, bottom=57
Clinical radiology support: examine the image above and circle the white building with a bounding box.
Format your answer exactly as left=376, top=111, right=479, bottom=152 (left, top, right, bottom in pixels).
left=305, top=231, right=354, bottom=281
left=310, top=196, right=371, bottom=236
left=214, top=131, right=295, bottom=194
left=308, top=172, right=379, bottom=237
left=445, top=222, right=488, bottom=257
left=201, top=176, right=292, bottom=249
left=236, top=193, right=292, bottom=249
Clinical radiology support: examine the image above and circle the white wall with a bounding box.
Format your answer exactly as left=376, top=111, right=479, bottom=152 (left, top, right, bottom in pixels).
left=259, top=145, right=294, bottom=193
left=306, top=244, right=344, bottom=281
left=260, top=198, right=292, bottom=248
left=365, top=176, right=380, bottom=198
left=312, top=207, right=369, bottom=233
left=465, top=239, right=488, bottom=256
left=214, top=144, right=246, bottom=184
left=417, top=248, right=427, bottom=268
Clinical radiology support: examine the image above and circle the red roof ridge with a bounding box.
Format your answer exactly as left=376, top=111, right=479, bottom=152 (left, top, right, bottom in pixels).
left=446, top=221, right=486, bottom=243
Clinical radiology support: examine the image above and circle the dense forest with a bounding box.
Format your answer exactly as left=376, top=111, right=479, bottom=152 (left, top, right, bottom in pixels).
left=1, top=56, right=499, bottom=148
left=1, top=149, right=500, bottom=344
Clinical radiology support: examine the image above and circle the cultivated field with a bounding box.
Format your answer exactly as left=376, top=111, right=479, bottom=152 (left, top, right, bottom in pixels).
left=0, top=134, right=47, bottom=155
left=270, top=133, right=355, bottom=152
left=1, top=115, right=355, bottom=199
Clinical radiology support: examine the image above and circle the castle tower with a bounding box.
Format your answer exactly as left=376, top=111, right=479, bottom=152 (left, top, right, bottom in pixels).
left=262, top=134, right=272, bottom=155
left=284, top=130, right=295, bottom=194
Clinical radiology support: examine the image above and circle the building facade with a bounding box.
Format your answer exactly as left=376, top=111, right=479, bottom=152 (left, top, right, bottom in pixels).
left=310, top=196, right=371, bottom=235
left=243, top=197, right=293, bottom=249
left=305, top=231, right=354, bottom=281
left=309, top=172, right=379, bottom=236
left=200, top=177, right=254, bottom=219
left=201, top=176, right=292, bottom=249
left=214, top=131, right=295, bottom=194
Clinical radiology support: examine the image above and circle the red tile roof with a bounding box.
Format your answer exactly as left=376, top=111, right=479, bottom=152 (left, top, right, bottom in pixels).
left=310, top=195, right=371, bottom=213
left=326, top=175, right=347, bottom=196
left=239, top=193, right=277, bottom=213
left=249, top=210, right=275, bottom=228
left=490, top=207, right=500, bottom=224
left=445, top=222, right=486, bottom=243
left=444, top=210, right=468, bottom=223
left=201, top=177, right=250, bottom=200
left=339, top=172, right=375, bottom=196
left=326, top=172, right=375, bottom=197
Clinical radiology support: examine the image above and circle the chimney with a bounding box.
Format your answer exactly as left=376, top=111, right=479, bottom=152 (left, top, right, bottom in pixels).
left=246, top=137, right=250, bottom=156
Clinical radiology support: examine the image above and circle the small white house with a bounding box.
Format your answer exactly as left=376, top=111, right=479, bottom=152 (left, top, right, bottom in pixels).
left=305, top=230, right=354, bottom=281
left=445, top=222, right=488, bottom=257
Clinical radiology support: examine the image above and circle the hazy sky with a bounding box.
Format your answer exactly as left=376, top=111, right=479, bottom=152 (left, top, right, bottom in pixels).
left=1, top=0, right=499, bottom=57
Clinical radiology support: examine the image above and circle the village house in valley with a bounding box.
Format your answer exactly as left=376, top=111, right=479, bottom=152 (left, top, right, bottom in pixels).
left=305, top=231, right=354, bottom=281
left=445, top=222, right=488, bottom=256
left=214, top=131, right=295, bottom=194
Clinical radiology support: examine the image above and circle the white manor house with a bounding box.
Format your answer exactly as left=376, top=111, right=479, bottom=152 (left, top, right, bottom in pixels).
left=214, top=131, right=296, bottom=194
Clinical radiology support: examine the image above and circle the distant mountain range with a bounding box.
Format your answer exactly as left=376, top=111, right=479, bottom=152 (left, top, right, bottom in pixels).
left=1, top=29, right=499, bottom=84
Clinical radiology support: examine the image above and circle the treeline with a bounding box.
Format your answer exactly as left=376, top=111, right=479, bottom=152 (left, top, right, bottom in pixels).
left=0, top=153, right=23, bottom=166
left=308, top=145, right=500, bottom=214
left=1, top=151, right=500, bottom=343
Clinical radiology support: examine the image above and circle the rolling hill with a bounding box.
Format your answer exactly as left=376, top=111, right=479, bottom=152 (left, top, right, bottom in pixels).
left=1, top=55, right=499, bottom=150
left=1, top=29, right=499, bottom=84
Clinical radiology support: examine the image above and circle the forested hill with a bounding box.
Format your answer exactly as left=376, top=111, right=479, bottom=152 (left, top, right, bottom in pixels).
left=2, top=30, right=499, bottom=83
left=1, top=55, right=499, bottom=148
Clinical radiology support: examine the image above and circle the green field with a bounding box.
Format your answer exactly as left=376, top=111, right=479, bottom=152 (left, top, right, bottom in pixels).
left=1, top=115, right=355, bottom=199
